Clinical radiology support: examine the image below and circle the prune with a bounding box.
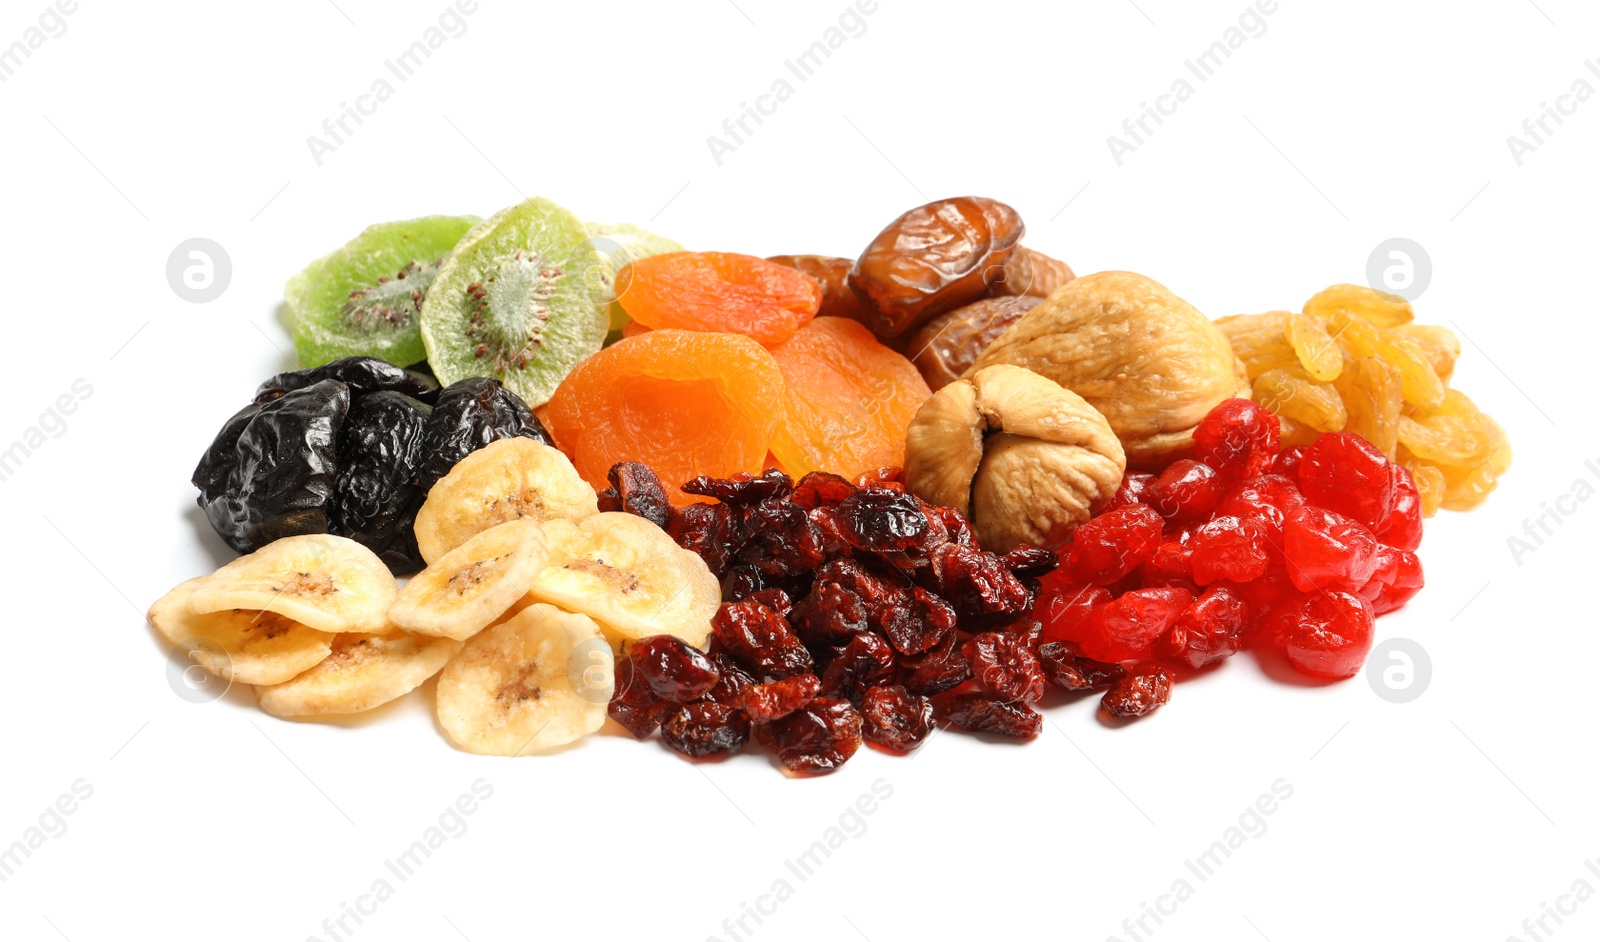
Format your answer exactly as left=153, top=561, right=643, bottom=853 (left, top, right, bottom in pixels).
left=328, top=390, right=432, bottom=573
left=608, top=656, right=673, bottom=738
left=255, top=356, right=439, bottom=404
left=1101, top=666, right=1173, bottom=719
left=906, top=295, right=1041, bottom=390
left=790, top=471, right=858, bottom=509
left=836, top=487, right=928, bottom=551
left=738, top=673, right=822, bottom=723
left=193, top=379, right=349, bottom=555
left=899, top=632, right=973, bottom=695
left=598, top=461, right=672, bottom=530
left=413, top=376, right=552, bottom=491
left=661, top=702, right=751, bottom=758
left=711, top=596, right=813, bottom=679
left=931, top=543, right=1032, bottom=620
left=766, top=254, right=874, bottom=323
left=818, top=632, right=897, bottom=702
left=963, top=631, right=1046, bottom=703
left=859, top=685, right=935, bottom=752
left=757, top=699, right=863, bottom=774
left=932, top=692, right=1041, bottom=739
left=849, top=196, right=1025, bottom=341
left=631, top=635, right=720, bottom=703
left=1037, top=641, right=1125, bottom=692
left=683, top=468, right=794, bottom=506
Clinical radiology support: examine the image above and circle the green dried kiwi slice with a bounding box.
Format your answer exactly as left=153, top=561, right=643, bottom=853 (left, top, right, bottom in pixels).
left=287, top=215, right=481, bottom=368
left=584, top=222, right=685, bottom=343
left=422, top=198, right=609, bottom=408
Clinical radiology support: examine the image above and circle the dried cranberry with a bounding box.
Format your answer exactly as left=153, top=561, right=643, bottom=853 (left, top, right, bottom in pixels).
left=900, top=632, right=973, bottom=695
left=836, top=487, right=929, bottom=551
left=926, top=503, right=979, bottom=547
left=1101, top=666, right=1173, bottom=718
left=1081, top=587, right=1192, bottom=662
left=853, top=466, right=906, bottom=490
left=818, top=632, right=897, bottom=701
left=630, top=635, right=720, bottom=703
left=661, top=702, right=751, bottom=757
left=1160, top=584, right=1246, bottom=669
left=1038, top=641, right=1125, bottom=692
left=1362, top=547, right=1424, bottom=615
left=1194, top=398, right=1280, bottom=479
left=1001, top=545, right=1059, bottom=578
left=1297, top=432, right=1395, bottom=530
left=1269, top=590, right=1374, bottom=679
left=746, top=587, right=794, bottom=617
left=1064, top=504, right=1165, bottom=586
left=683, top=468, right=794, bottom=506
left=1282, top=504, right=1380, bottom=593
left=711, top=596, right=814, bottom=679
left=963, top=631, right=1046, bottom=703
left=791, top=581, right=870, bottom=646
left=758, top=698, right=863, bottom=774
left=670, top=501, right=739, bottom=578
left=608, top=656, right=673, bottom=738
left=597, top=461, right=672, bottom=529
left=1036, top=582, right=1112, bottom=645
left=736, top=498, right=827, bottom=577
left=859, top=685, right=935, bottom=752
left=1374, top=463, right=1423, bottom=552
left=739, top=673, right=822, bottom=723
left=1148, top=459, right=1223, bottom=522
left=790, top=471, right=858, bottom=509
left=930, top=542, right=1032, bottom=620
left=1189, top=515, right=1271, bottom=585
left=1105, top=472, right=1158, bottom=510
left=932, top=692, right=1041, bottom=739
left=703, top=654, right=756, bottom=707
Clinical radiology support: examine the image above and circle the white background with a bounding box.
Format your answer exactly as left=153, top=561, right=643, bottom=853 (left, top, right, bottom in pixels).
left=0, top=1, right=1595, bottom=940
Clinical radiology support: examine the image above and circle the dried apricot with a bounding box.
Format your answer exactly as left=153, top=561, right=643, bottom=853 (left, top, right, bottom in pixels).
left=767, top=317, right=931, bottom=479
left=614, top=251, right=822, bottom=345
left=544, top=329, right=786, bottom=505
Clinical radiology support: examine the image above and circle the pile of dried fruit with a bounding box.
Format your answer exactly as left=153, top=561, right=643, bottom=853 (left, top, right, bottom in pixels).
left=153, top=190, right=1513, bottom=775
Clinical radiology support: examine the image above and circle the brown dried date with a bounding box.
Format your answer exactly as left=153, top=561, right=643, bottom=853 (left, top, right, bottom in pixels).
left=766, top=254, right=874, bottom=324
left=907, top=295, right=1042, bottom=390
left=989, top=245, right=1075, bottom=299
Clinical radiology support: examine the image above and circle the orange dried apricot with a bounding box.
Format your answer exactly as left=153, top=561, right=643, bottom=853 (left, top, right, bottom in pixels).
left=544, top=329, right=785, bottom=505
left=766, top=317, right=931, bottom=479
left=614, top=251, right=822, bottom=345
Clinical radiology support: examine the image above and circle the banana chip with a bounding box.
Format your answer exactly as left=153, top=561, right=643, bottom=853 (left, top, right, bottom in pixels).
left=435, top=602, right=613, bottom=755
left=525, top=512, right=720, bottom=647
left=148, top=577, right=334, bottom=685
left=186, top=534, right=397, bottom=633
left=256, top=630, right=462, bottom=717
left=414, top=437, right=598, bottom=565
left=388, top=518, right=549, bottom=640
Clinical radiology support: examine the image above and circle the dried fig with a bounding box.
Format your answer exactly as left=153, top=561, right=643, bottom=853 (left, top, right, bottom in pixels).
left=903, top=364, right=1126, bottom=552
left=970, top=271, right=1247, bottom=470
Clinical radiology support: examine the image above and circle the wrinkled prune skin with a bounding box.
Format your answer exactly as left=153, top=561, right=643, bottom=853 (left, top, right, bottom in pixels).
left=255, top=356, right=438, bottom=404
left=414, top=377, right=553, bottom=490
left=598, top=462, right=673, bottom=530
left=328, top=390, right=432, bottom=573
left=193, top=379, right=349, bottom=554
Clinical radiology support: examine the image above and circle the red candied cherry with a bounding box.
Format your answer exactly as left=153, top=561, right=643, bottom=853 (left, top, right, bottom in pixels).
left=1140, top=528, right=1196, bottom=589
left=1271, top=445, right=1306, bottom=478
left=1037, top=581, right=1112, bottom=645
left=1160, top=584, right=1247, bottom=669
left=1215, top=473, right=1304, bottom=538
left=1297, top=432, right=1396, bottom=530
left=1105, top=472, right=1158, bottom=511
left=1079, top=587, right=1192, bottom=663
left=1374, top=463, right=1423, bottom=552
left=1231, top=569, right=1298, bottom=636
left=1064, top=504, right=1165, bottom=585
left=1189, top=515, right=1271, bottom=585
left=1360, top=547, right=1424, bottom=615
left=1269, top=590, right=1375, bottom=680
left=1283, top=504, right=1380, bottom=593
left=1148, top=459, right=1223, bottom=522
left=1194, top=398, right=1280, bottom=479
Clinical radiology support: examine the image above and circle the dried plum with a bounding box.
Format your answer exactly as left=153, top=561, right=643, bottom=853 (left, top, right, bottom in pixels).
left=255, top=356, right=438, bottom=404
left=328, top=390, right=431, bottom=572
left=413, top=376, right=553, bottom=490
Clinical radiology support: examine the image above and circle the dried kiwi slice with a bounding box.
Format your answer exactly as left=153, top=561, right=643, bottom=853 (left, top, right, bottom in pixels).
left=421, top=198, right=609, bottom=408
left=585, top=222, right=685, bottom=342
left=287, top=215, right=481, bottom=368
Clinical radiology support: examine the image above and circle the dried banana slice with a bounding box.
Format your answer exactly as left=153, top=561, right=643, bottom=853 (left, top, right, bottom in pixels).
left=525, top=512, right=720, bottom=647
left=435, top=602, right=613, bottom=755
left=256, top=630, right=462, bottom=717
left=148, top=577, right=334, bottom=685
left=186, top=534, right=397, bottom=633
left=413, top=437, right=599, bottom=564
left=388, top=518, right=549, bottom=640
